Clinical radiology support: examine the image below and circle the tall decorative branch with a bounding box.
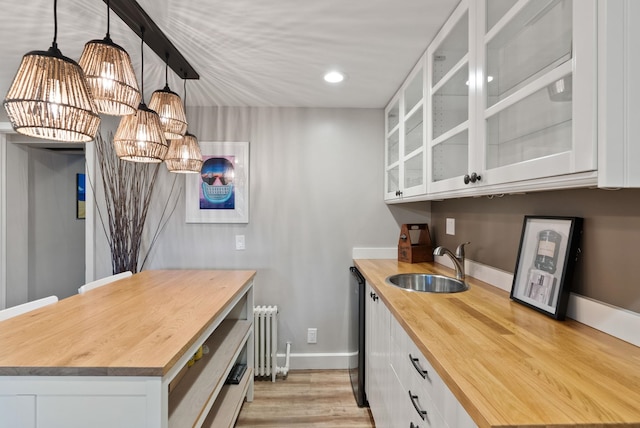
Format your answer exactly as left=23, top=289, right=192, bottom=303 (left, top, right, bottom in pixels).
left=93, top=132, right=179, bottom=274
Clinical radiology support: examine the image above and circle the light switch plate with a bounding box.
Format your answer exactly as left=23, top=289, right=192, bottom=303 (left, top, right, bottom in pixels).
left=307, top=328, right=317, bottom=344
left=235, top=235, right=245, bottom=250
left=446, top=218, right=455, bottom=236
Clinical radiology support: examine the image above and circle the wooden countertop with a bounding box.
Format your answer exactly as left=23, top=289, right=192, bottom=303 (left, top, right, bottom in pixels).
left=0, top=270, right=256, bottom=377
left=355, top=259, right=640, bottom=428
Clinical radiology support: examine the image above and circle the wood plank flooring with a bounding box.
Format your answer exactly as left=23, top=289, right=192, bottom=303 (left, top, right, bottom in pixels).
left=235, top=370, right=375, bottom=427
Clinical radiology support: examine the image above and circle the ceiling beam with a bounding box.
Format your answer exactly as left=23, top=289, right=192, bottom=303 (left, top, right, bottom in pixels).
left=104, top=0, right=199, bottom=80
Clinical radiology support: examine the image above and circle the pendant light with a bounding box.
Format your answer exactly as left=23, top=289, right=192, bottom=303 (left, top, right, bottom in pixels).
left=165, top=78, right=202, bottom=173
left=149, top=53, right=188, bottom=140
left=3, top=0, right=100, bottom=143
left=78, top=0, right=140, bottom=116
left=113, top=28, right=168, bottom=163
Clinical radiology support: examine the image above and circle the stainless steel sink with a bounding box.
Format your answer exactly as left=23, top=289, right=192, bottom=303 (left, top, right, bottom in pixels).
left=385, top=273, right=468, bottom=293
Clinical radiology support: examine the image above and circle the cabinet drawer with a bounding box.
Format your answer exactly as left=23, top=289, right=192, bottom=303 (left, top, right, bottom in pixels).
left=406, top=336, right=436, bottom=399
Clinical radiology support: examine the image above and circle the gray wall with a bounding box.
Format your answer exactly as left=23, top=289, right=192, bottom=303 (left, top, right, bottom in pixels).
left=92, top=107, right=430, bottom=363
left=6, top=141, right=86, bottom=305
left=431, top=188, right=640, bottom=314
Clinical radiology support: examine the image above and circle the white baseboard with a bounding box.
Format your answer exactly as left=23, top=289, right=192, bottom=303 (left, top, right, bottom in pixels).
left=436, top=256, right=640, bottom=347
left=278, top=352, right=351, bottom=370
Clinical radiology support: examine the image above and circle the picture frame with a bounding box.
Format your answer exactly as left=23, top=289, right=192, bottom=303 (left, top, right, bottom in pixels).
left=510, top=215, right=583, bottom=320
left=185, top=141, right=249, bottom=224
left=76, top=173, right=85, bottom=220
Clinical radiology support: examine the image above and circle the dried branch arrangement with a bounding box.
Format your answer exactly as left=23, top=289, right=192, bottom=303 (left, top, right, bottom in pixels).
left=93, top=132, right=179, bottom=274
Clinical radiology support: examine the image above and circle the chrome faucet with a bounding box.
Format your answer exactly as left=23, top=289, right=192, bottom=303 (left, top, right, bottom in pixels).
left=433, top=242, right=470, bottom=280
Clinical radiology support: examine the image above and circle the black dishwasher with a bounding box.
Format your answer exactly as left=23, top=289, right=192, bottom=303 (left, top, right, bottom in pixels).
left=348, top=266, right=368, bottom=407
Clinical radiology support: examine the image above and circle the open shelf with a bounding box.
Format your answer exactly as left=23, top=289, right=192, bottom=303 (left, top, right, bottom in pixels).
left=168, top=319, right=251, bottom=428
left=202, top=367, right=253, bottom=428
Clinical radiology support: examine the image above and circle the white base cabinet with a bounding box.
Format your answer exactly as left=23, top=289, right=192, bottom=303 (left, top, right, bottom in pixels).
left=366, top=283, right=476, bottom=428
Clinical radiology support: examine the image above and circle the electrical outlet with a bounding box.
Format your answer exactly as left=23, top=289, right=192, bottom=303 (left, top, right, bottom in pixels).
left=235, top=235, right=245, bottom=250
left=307, top=328, right=317, bottom=344
left=446, top=218, right=455, bottom=236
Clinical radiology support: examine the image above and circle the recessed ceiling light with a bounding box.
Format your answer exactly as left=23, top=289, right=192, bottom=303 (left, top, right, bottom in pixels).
left=324, top=71, right=345, bottom=83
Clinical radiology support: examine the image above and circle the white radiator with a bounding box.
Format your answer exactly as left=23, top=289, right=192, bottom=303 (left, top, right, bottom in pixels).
left=254, top=305, right=279, bottom=381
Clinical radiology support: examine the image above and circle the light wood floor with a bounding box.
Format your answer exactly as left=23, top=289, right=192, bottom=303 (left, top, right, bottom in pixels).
left=235, top=370, right=375, bottom=427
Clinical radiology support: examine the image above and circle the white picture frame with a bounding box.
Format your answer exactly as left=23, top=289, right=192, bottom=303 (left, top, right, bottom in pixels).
left=185, top=141, right=249, bottom=223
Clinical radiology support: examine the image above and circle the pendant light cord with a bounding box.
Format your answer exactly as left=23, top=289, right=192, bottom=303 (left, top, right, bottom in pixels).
left=183, top=75, right=188, bottom=122
left=140, top=26, right=145, bottom=103
left=106, top=0, right=111, bottom=39
left=165, top=53, right=170, bottom=88
left=52, top=0, right=58, bottom=48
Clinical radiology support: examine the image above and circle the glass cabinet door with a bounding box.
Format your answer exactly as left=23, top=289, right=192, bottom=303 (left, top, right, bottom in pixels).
left=384, top=99, right=401, bottom=199
left=400, top=66, right=426, bottom=198
left=385, top=61, right=426, bottom=201
left=481, top=0, right=592, bottom=183
left=428, top=2, right=471, bottom=193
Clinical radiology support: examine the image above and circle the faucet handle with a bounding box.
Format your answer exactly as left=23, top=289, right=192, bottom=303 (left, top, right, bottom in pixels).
left=456, top=242, right=471, bottom=259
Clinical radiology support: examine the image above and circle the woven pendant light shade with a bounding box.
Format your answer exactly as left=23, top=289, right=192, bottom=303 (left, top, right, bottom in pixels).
left=113, top=103, right=168, bottom=162
left=165, top=132, right=203, bottom=173
left=79, top=38, right=141, bottom=116
left=149, top=86, right=187, bottom=139
left=3, top=46, right=101, bottom=143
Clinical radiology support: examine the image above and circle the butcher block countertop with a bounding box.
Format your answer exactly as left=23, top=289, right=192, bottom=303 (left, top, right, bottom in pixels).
left=0, top=270, right=256, bottom=377
left=355, top=259, right=640, bottom=428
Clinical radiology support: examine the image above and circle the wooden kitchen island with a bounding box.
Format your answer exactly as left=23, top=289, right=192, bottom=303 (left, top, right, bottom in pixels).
left=0, top=269, right=256, bottom=428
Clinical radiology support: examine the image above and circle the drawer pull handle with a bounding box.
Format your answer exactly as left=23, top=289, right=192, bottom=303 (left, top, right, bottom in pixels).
left=408, top=390, right=427, bottom=421
left=409, top=354, right=428, bottom=379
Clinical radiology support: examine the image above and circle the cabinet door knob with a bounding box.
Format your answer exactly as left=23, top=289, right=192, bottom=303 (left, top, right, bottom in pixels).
left=408, top=391, right=427, bottom=421
left=409, top=354, right=428, bottom=379
left=464, top=172, right=482, bottom=184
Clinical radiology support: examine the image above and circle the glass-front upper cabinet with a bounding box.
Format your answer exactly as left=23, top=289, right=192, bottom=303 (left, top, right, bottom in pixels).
left=385, top=60, right=426, bottom=201
left=427, top=0, right=473, bottom=194
left=479, top=0, right=596, bottom=186
left=425, top=0, right=596, bottom=198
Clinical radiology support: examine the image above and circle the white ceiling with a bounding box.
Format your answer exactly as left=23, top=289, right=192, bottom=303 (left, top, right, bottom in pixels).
left=0, top=0, right=458, bottom=109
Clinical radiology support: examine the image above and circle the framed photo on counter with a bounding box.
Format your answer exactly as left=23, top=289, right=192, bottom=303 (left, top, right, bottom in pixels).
left=510, top=216, right=583, bottom=320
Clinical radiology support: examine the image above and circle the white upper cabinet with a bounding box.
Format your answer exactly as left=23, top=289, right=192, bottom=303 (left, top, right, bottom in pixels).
left=478, top=0, right=597, bottom=188
left=427, top=0, right=597, bottom=197
left=385, top=0, right=612, bottom=203
left=597, top=0, right=640, bottom=188
left=385, top=61, right=427, bottom=201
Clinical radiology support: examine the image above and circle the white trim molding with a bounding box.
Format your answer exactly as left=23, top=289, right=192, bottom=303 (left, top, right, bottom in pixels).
left=436, top=256, right=640, bottom=347
left=280, top=352, right=351, bottom=370
left=0, top=133, right=6, bottom=309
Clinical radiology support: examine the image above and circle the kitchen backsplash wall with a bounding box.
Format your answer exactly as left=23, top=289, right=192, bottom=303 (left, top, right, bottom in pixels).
left=431, top=188, right=640, bottom=314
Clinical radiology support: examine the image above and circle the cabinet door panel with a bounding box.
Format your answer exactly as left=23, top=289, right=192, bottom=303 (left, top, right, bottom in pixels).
left=433, top=10, right=469, bottom=87
left=37, top=395, right=147, bottom=428
left=486, top=0, right=572, bottom=107
left=431, top=130, right=469, bottom=184
left=486, top=73, right=572, bottom=170
left=0, top=395, right=36, bottom=428
left=432, top=65, right=469, bottom=140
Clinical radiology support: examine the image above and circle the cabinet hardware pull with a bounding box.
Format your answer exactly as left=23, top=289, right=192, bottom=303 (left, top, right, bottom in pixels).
left=409, top=354, right=428, bottom=379
left=408, top=390, right=427, bottom=420
left=464, top=172, right=482, bottom=184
